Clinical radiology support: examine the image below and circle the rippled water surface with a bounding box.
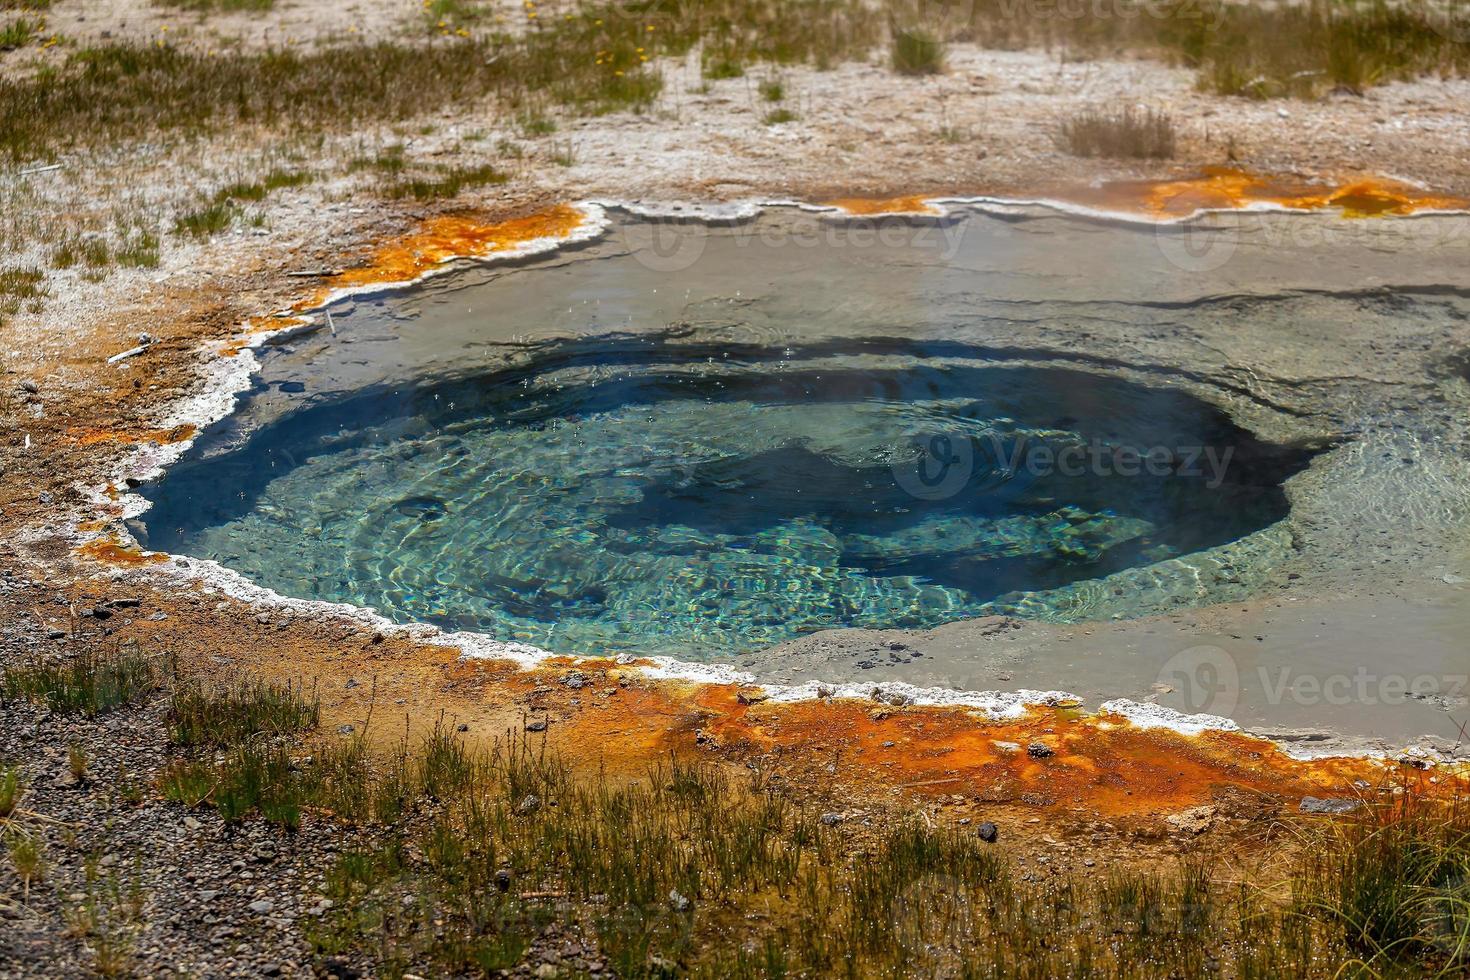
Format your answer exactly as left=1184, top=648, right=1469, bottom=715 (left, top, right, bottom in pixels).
left=139, top=208, right=1470, bottom=657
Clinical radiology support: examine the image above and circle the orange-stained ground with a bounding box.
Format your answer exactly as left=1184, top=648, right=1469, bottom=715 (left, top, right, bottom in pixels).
left=823, top=194, right=943, bottom=216
left=1079, top=167, right=1470, bottom=218
left=216, top=204, right=592, bottom=358
left=68, top=423, right=196, bottom=447
left=325, top=204, right=589, bottom=292
left=76, top=537, right=170, bottom=565
left=827, top=168, right=1470, bottom=219
left=48, top=566, right=1457, bottom=830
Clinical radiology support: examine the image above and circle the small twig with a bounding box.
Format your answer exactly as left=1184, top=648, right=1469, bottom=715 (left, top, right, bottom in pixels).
left=326, top=310, right=337, bottom=336
left=107, top=343, right=151, bottom=365
left=357, top=674, right=379, bottom=740
left=18, top=163, right=62, bottom=176
left=0, top=896, right=38, bottom=919
left=14, top=808, right=80, bottom=828
left=518, top=890, right=567, bottom=899
left=897, top=776, right=964, bottom=789
left=284, top=268, right=342, bottom=278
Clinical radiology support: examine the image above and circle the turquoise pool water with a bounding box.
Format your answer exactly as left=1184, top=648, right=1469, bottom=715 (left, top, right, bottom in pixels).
left=140, top=322, right=1315, bottom=656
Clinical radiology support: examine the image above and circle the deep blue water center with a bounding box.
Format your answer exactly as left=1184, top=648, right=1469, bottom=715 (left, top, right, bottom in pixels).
left=141, top=332, right=1314, bottom=657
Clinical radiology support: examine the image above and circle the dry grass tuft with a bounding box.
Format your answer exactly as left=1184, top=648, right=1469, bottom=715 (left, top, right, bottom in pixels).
left=1058, top=105, right=1177, bottom=159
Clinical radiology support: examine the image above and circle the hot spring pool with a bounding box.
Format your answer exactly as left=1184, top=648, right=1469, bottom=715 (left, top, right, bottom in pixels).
left=136, top=206, right=1470, bottom=660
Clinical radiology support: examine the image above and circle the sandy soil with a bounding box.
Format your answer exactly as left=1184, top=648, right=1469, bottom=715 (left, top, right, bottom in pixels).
left=4, top=0, right=419, bottom=55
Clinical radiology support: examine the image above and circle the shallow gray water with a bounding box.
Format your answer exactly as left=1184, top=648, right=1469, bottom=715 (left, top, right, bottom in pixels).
left=138, top=206, right=1470, bottom=674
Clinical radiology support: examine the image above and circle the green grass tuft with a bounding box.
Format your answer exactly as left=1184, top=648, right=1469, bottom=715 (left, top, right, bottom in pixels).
left=381, top=162, right=507, bottom=201
left=0, top=648, right=159, bottom=717
left=64, top=853, right=146, bottom=977
left=348, top=144, right=406, bottom=174
left=214, top=168, right=311, bottom=203
left=424, top=0, right=482, bottom=30
left=173, top=200, right=237, bottom=238
left=0, top=16, right=38, bottom=50
left=114, top=229, right=161, bottom=268
left=168, top=674, right=319, bottom=747
left=0, top=266, right=45, bottom=321
left=890, top=25, right=945, bottom=75
left=172, top=170, right=310, bottom=239
left=0, top=766, right=22, bottom=818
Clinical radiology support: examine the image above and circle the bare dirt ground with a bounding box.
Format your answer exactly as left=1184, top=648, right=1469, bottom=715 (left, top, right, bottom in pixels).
left=2, top=2, right=1469, bottom=974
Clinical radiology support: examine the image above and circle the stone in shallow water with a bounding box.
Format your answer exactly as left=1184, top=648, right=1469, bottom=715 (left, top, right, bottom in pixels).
left=1299, top=796, right=1360, bottom=814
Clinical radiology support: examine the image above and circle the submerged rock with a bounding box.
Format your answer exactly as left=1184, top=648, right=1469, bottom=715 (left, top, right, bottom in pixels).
left=1299, top=796, right=1360, bottom=814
